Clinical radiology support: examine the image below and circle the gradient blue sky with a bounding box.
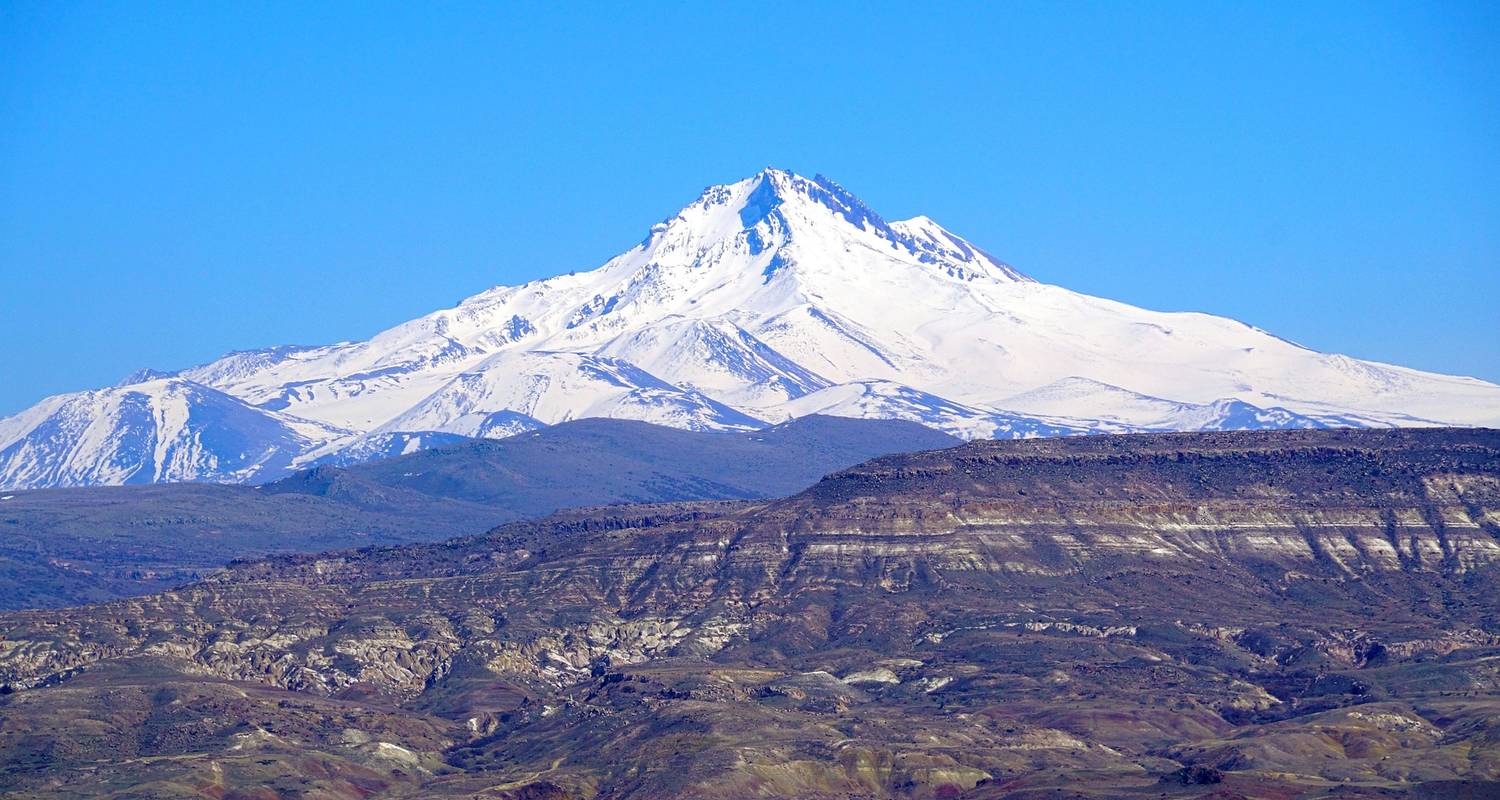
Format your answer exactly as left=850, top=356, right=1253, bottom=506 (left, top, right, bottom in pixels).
left=2, top=2, right=1497, bottom=415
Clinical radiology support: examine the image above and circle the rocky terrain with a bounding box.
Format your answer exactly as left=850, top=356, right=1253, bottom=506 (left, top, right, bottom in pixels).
left=1, top=428, right=1498, bottom=798
left=0, top=415, right=954, bottom=609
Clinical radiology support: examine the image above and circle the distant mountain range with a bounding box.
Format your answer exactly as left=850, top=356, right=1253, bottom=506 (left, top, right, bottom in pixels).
left=4, top=168, right=1497, bottom=489
left=0, top=415, right=955, bottom=608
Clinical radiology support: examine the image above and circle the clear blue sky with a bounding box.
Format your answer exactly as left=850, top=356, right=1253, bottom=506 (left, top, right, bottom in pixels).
left=2, top=2, right=1497, bottom=415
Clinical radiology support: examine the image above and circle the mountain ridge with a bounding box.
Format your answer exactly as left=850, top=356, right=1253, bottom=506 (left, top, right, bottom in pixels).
left=0, top=415, right=957, bottom=609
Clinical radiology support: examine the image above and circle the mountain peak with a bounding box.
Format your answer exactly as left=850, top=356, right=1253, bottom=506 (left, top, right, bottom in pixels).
left=115, top=367, right=177, bottom=387
left=737, top=169, right=888, bottom=231
left=687, top=168, right=876, bottom=223
left=669, top=169, right=1029, bottom=285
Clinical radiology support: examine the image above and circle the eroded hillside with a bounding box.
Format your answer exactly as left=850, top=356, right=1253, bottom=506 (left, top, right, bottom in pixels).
left=1, top=428, right=1498, bottom=798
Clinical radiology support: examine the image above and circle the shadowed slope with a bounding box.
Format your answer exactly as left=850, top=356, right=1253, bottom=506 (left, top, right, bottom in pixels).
left=270, top=414, right=960, bottom=509
left=0, top=416, right=957, bottom=610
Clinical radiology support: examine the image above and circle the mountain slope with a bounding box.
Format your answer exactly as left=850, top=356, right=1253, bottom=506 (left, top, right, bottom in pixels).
left=999, top=376, right=1370, bottom=432
left=0, top=378, right=348, bottom=490
left=784, top=379, right=1091, bottom=439
left=4, top=168, right=1498, bottom=488
left=267, top=414, right=960, bottom=512
left=2, top=429, right=1497, bottom=798
left=0, top=416, right=957, bottom=609
left=373, top=350, right=763, bottom=434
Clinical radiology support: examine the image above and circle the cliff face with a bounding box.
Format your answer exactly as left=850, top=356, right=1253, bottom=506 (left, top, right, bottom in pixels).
left=2, top=429, right=1499, bottom=799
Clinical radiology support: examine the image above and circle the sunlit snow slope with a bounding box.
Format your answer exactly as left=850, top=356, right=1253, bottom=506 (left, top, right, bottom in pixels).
left=4, top=169, right=1497, bottom=488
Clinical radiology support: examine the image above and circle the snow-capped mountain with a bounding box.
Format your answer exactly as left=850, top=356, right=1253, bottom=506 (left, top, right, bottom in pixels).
left=4, top=168, right=1498, bottom=489
left=0, top=378, right=349, bottom=487
left=999, top=377, right=1367, bottom=433
left=783, top=380, right=1091, bottom=441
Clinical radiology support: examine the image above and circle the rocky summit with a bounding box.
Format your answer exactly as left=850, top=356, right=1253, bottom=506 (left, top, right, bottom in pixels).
left=1, top=427, right=1498, bottom=798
